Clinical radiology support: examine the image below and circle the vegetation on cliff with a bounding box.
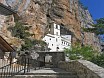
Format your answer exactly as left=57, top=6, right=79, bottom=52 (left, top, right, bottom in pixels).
left=64, top=43, right=96, bottom=61
left=64, top=43, right=104, bottom=67
left=65, top=17, right=104, bottom=67
left=83, top=18, right=104, bottom=35
left=7, top=21, right=47, bottom=51
left=91, top=53, right=104, bottom=68
left=8, top=22, right=32, bottom=39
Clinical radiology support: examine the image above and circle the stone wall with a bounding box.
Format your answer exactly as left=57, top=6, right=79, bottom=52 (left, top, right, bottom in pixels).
left=58, top=60, right=104, bottom=78
left=36, top=51, right=65, bottom=67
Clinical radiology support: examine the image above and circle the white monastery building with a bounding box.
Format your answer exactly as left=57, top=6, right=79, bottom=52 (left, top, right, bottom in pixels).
left=42, top=23, right=71, bottom=51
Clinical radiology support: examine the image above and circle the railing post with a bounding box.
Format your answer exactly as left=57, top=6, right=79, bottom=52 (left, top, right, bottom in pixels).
left=24, top=55, right=26, bottom=74
left=27, top=58, right=30, bottom=72
left=0, top=53, right=32, bottom=78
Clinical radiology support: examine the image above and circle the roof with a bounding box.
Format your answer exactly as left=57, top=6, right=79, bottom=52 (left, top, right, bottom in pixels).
left=0, top=36, right=15, bottom=52
left=0, top=3, right=16, bottom=15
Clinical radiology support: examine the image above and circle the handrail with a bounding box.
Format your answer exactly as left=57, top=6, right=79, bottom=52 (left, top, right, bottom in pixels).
left=0, top=55, right=30, bottom=78
left=0, top=53, right=46, bottom=78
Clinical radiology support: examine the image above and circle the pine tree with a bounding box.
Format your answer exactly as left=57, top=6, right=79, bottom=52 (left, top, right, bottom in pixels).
left=8, top=21, right=47, bottom=51
left=83, top=18, right=104, bottom=35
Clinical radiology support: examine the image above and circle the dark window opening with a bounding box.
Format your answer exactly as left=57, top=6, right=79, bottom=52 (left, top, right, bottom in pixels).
left=57, top=47, right=59, bottom=49
left=56, top=38, right=57, bottom=42
left=56, top=32, right=58, bottom=35
left=56, top=25, right=58, bottom=29
left=64, top=42, right=65, bottom=44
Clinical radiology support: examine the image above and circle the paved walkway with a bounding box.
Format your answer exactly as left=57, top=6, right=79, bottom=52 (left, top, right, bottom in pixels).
left=27, top=68, right=69, bottom=74
left=16, top=68, right=77, bottom=78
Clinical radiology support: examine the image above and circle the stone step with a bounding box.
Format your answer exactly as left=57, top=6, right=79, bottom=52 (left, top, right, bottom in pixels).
left=1, top=74, right=78, bottom=78
left=0, top=68, right=78, bottom=78
left=0, top=72, right=76, bottom=75
left=13, top=71, right=78, bottom=78
left=0, top=71, right=78, bottom=78
left=24, top=72, right=77, bottom=75
left=13, top=75, right=78, bottom=78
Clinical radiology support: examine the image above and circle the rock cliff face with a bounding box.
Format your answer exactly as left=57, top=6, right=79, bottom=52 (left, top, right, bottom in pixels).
left=0, top=14, right=22, bottom=49
left=79, top=4, right=101, bottom=51
left=0, top=0, right=101, bottom=51
left=15, top=0, right=81, bottom=41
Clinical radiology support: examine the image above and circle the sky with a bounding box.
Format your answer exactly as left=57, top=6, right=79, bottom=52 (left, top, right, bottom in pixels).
left=80, top=0, right=104, bottom=20
left=80, top=0, right=104, bottom=40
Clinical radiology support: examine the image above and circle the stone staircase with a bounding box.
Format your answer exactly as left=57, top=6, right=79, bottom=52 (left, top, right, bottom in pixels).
left=13, top=68, right=78, bottom=78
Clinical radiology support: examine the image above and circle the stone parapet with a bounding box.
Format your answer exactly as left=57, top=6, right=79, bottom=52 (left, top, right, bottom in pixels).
left=58, top=60, right=104, bottom=78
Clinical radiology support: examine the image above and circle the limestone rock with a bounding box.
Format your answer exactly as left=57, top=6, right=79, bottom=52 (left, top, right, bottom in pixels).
left=0, top=0, right=101, bottom=51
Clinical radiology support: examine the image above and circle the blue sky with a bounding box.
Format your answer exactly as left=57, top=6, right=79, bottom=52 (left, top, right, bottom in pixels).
left=80, top=0, right=104, bottom=20
left=80, top=0, right=104, bottom=40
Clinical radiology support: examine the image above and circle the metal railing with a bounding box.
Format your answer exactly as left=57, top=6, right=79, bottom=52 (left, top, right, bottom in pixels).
left=0, top=55, right=30, bottom=78
left=0, top=53, right=47, bottom=78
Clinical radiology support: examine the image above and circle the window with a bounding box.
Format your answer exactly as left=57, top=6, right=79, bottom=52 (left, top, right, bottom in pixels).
left=64, top=42, right=65, bottom=44
left=56, top=38, right=58, bottom=42
left=62, top=41, right=63, bottom=44
left=52, top=44, right=53, bottom=46
left=66, top=42, right=68, bottom=45
left=57, top=47, right=59, bottom=49
left=56, top=32, right=58, bottom=35
left=56, top=25, right=58, bottom=29
left=66, top=42, right=67, bottom=45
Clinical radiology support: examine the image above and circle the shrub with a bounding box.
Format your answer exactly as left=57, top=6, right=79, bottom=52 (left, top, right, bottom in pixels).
left=91, top=53, right=104, bottom=67
left=64, top=43, right=96, bottom=61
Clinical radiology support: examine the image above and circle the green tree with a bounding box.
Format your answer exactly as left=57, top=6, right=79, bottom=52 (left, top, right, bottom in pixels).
left=91, top=53, right=104, bottom=67
left=8, top=22, right=32, bottom=39
left=8, top=22, right=34, bottom=51
left=83, top=18, right=104, bottom=35
left=65, top=44, right=104, bottom=67
left=8, top=21, right=47, bottom=51
left=64, top=43, right=96, bottom=60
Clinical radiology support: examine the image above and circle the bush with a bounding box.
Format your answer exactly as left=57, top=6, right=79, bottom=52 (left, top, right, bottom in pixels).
left=64, top=43, right=96, bottom=61
left=91, top=53, right=104, bottom=67
left=64, top=43, right=104, bottom=68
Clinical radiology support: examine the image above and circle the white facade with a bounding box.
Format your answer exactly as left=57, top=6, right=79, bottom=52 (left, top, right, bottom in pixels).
left=43, top=23, right=71, bottom=51
left=0, top=15, right=6, bottom=29
left=61, top=35, right=71, bottom=50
